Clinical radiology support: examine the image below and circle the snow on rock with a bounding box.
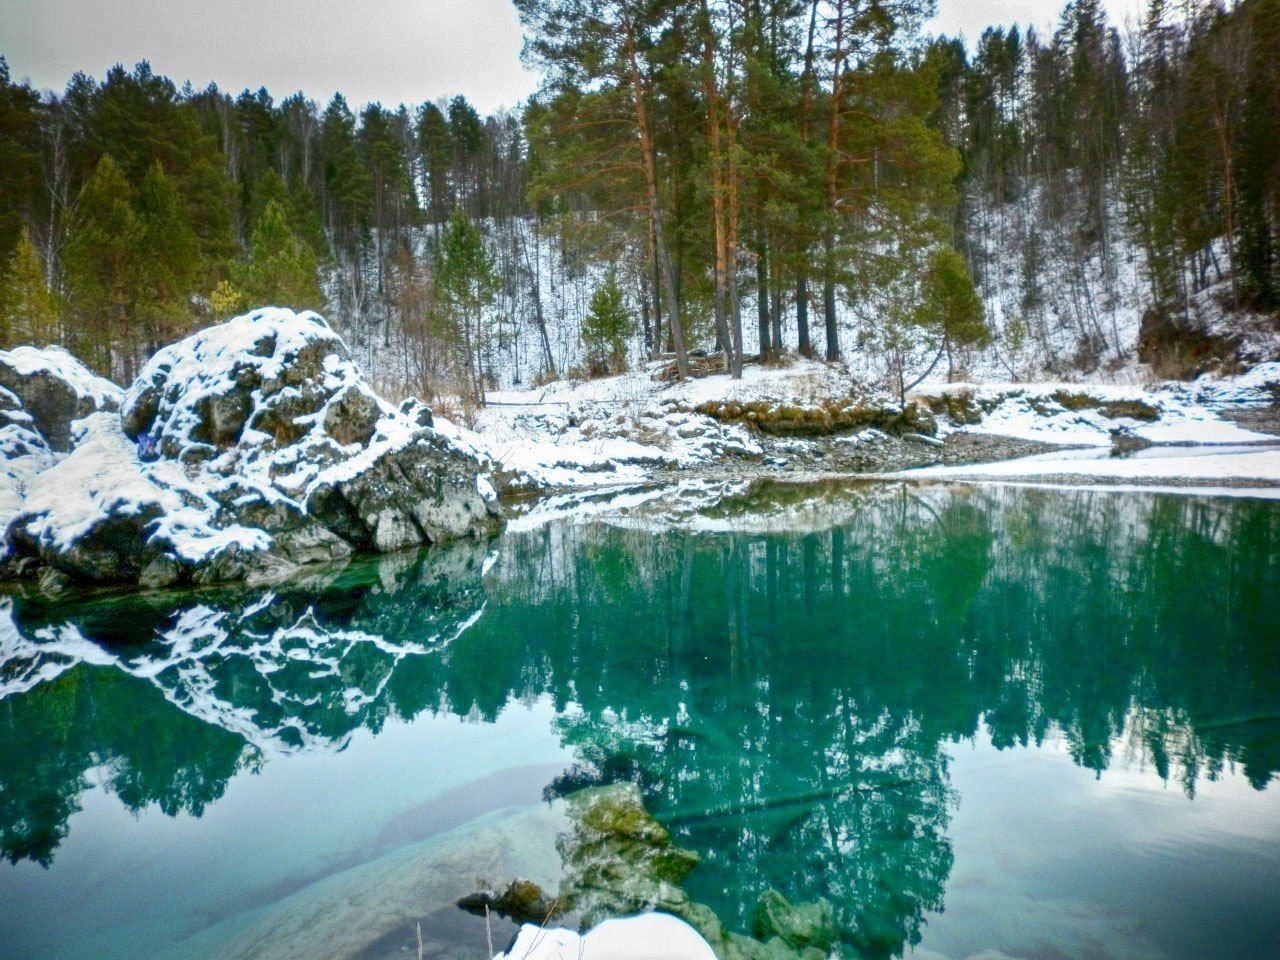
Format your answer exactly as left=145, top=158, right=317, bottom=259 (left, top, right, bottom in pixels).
left=0, top=346, right=123, bottom=531
left=4, top=309, right=499, bottom=588
left=0, top=345, right=122, bottom=451
left=470, top=359, right=884, bottom=491
left=918, top=377, right=1277, bottom=448
left=495, top=914, right=717, bottom=960
left=0, top=388, right=57, bottom=527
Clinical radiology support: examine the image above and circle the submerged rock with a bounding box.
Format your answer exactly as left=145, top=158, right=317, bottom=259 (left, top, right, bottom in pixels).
left=752, top=891, right=837, bottom=953
left=458, top=877, right=560, bottom=925
left=538, top=783, right=840, bottom=960
left=3, top=309, right=501, bottom=587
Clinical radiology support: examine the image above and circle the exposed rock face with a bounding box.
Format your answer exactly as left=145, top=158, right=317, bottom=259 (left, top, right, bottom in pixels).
left=3, top=309, right=500, bottom=588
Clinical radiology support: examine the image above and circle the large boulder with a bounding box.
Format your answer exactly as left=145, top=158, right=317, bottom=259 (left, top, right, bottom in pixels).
left=4, top=309, right=500, bottom=588
left=0, top=345, right=122, bottom=452
left=0, top=347, right=123, bottom=531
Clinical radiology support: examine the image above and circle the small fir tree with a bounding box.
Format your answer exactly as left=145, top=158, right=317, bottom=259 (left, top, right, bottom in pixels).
left=209, top=279, right=245, bottom=320
left=62, top=154, right=140, bottom=374
left=0, top=227, right=60, bottom=347
left=580, top=271, right=633, bottom=374
left=237, top=199, right=322, bottom=311
left=434, top=209, right=497, bottom=402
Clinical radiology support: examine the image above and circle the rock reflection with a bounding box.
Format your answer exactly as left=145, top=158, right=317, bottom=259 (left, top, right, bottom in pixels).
left=1, top=482, right=1278, bottom=958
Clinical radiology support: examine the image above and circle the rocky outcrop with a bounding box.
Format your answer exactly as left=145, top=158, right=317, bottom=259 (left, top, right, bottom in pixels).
left=0, top=347, right=123, bottom=529
left=0, top=345, right=122, bottom=452
left=3, top=309, right=500, bottom=588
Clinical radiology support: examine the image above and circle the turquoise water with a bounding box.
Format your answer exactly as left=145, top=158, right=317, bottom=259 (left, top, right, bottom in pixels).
left=1, top=481, right=1278, bottom=960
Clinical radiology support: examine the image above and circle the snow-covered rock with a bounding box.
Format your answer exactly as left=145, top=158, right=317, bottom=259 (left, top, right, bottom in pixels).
left=3, top=309, right=500, bottom=588
left=0, top=346, right=123, bottom=530
left=0, top=345, right=122, bottom=452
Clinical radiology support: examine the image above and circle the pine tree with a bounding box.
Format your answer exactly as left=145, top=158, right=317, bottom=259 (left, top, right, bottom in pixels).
left=915, top=247, right=988, bottom=351
left=0, top=227, right=61, bottom=347
left=416, top=101, right=452, bottom=228
left=237, top=199, right=322, bottom=311
left=62, top=154, right=140, bottom=374
left=135, top=162, right=201, bottom=349
left=581, top=271, right=633, bottom=374
left=0, top=59, right=42, bottom=261
left=434, top=209, right=496, bottom=402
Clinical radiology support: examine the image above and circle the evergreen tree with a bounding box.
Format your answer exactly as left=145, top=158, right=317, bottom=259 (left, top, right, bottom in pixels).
left=0, top=227, right=61, bottom=347
left=0, top=59, right=42, bottom=261
left=916, top=247, right=989, bottom=352
left=135, top=162, right=201, bottom=349
left=581, top=271, right=633, bottom=373
left=1237, top=0, right=1280, bottom=307
left=434, top=209, right=497, bottom=402
left=236, top=199, right=322, bottom=311
left=62, top=155, right=140, bottom=373
left=417, top=101, right=452, bottom=227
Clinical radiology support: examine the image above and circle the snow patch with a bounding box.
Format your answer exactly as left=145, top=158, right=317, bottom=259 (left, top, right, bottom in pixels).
left=495, top=914, right=717, bottom=960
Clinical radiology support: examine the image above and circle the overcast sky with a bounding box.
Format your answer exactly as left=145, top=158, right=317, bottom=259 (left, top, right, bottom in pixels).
left=1, top=0, right=1144, bottom=114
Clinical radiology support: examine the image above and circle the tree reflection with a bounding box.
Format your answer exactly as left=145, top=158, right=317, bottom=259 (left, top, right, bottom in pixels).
left=0, top=483, right=1277, bottom=957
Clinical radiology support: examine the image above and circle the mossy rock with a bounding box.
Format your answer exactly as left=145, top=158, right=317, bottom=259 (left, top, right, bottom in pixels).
left=1100, top=399, right=1160, bottom=421
left=752, top=891, right=838, bottom=952
left=923, top=391, right=983, bottom=426
left=1049, top=390, right=1160, bottom=422
left=696, top=399, right=936, bottom=438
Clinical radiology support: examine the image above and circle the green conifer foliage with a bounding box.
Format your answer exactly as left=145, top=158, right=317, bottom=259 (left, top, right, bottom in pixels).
left=0, top=59, right=42, bottom=261
left=581, top=271, right=633, bottom=375
left=237, top=199, right=323, bottom=311
left=434, top=209, right=497, bottom=401
left=0, top=227, right=61, bottom=348
left=916, top=248, right=989, bottom=349
left=136, top=162, right=201, bottom=348
left=62, top=155, right=140, bottom=373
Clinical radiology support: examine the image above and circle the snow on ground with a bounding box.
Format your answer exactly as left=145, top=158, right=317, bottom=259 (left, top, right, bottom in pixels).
left=902, top=444, right=1280, bottom=497
left=920, top=363, right=1280, bottom=448
left=465, top=359, right=865, bottom=489
left=462, top=353, right=1280, bottom=493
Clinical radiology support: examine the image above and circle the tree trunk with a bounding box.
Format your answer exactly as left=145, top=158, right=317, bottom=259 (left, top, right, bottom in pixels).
left=796, top=273, right=812, bottom=356
left=756, top=235, right=771, bottom=358
left=624, top=19, right=690, bottom=379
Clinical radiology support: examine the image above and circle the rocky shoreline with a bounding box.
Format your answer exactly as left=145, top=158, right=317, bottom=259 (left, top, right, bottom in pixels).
left=0, top=309, right=499, bottom=592
left=1, top=313, right=1276, bottom=593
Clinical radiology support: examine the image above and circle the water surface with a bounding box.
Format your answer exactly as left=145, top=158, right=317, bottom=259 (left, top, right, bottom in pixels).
left=1, top=481, right=1277, bottom=960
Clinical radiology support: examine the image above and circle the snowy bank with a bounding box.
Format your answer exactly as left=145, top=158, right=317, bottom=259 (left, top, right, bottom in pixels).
left=917, top=365, right=1280, bottom=448
left=3, top=309, right=499, bottom=589
left=465, top=356, right=1280, bottom=493
left=901, top=444, right=1280, bottom=496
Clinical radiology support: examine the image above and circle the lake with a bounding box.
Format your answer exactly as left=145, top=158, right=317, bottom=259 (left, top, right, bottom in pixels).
left=1, top=480, right=1278, bottom=960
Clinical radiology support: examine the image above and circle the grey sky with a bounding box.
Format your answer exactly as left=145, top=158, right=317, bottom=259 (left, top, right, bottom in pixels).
left=1, top=0, right=1143, bottom=113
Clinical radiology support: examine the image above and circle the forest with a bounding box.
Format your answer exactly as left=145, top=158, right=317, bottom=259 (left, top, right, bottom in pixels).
left=0, top=0, right=1277, bottom=399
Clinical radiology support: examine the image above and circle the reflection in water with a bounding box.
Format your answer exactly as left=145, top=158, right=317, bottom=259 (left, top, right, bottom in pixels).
left=1, top=482, right=1278, bottom=958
